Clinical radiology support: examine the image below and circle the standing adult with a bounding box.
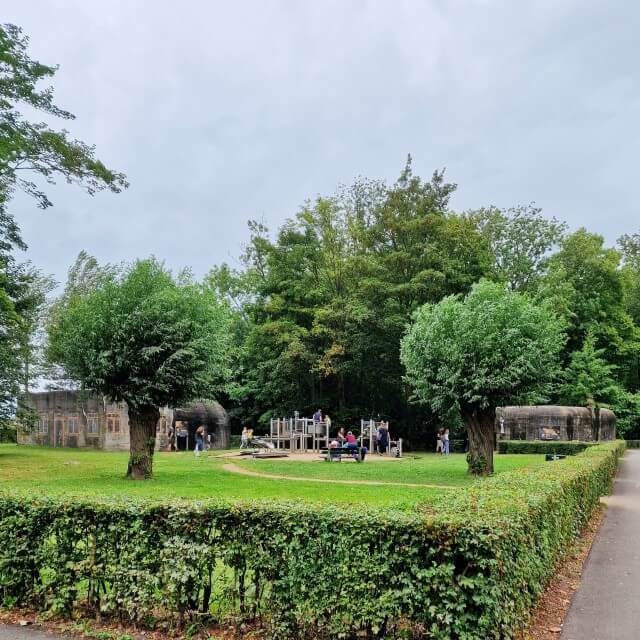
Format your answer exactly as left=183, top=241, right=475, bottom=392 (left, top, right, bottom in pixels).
left=240, top=426, right=249, bottom=449
left=167, top=424, right=175, bottom=451
left=442, top=428, right=450, bottom=455
left=436, top=429, right=443, bottom=454
left=194, top=424, right=205, bottom=457
left=313, top=408, right=322, bottom=426
left=377, top=421, right=389, bottom=455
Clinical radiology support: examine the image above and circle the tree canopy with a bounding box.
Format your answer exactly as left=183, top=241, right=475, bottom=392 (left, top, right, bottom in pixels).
left=0, top=23, right=127, bottom=223
left=0, top=22, right=127, bottom=425
left=400, top=280, right=566, bottom=474
left=47, top=259, right=233, bottom=478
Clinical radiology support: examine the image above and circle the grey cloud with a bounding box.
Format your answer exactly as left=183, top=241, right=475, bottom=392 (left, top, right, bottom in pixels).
left=3, top=0, right=639, bottom=285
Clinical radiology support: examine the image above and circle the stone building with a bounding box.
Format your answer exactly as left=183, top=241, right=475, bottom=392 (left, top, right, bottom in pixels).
left=495, top=405, right=616, bottom=442
left=19, top=391, right=229, bottom=452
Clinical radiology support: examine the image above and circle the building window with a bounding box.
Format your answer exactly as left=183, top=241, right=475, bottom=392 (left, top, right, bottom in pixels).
left=107, top=414, right=121, bottom=434
left=67, top=416, right=79, bottom=434
left=39, top=415, right=49, bottom=434
left=87, top=414, right=99, bottom=435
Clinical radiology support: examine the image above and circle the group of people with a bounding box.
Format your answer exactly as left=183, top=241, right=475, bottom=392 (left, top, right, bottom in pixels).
left=436, top=428, right=450, bottom=455
left=166, top=423, right=211, bottom=456
left=329, top=421, right=390, bottom=456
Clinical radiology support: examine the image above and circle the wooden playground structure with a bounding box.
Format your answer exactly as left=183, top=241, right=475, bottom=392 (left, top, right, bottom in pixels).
left=266, top=413, right=402, bottom=457
left=270, top=413, right=330, bottom=452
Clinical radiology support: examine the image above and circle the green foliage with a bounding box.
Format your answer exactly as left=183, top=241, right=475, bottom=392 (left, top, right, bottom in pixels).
left=558, top=335, right=622, bottom=408
left=47, top=259, right=232, bottom=410
left=1, top=22, right=126, bottom=421
left=46, top=259, right=233, bottom=477
left=222, top=159, right=492, bottom=430
left=401, top=280, right=566, bottom=472
left=0, top=23, right=127, bottom=221
left=496, top=440, right=596, bottom=455
left=0, top=424, right=16, bottom=442
left=541, top=230, right=634, bottom=358
left=0, top=441, right=624, bottom=639
left=468, top=204, right=566, bottom=291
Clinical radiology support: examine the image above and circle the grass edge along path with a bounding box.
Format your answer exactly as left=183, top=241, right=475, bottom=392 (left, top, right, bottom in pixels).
left=222, top=460, right=456, bottom=489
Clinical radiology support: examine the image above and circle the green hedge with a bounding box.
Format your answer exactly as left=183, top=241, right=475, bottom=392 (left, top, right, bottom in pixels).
left=0, top=441, right=625, bottom=639
left=497, top=440, right=597, bottom=455
left=625, top=439, right=640, bottom=449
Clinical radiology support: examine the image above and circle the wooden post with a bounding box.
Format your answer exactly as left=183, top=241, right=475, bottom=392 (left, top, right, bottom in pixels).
left=369, top=419, right=374, bottom=453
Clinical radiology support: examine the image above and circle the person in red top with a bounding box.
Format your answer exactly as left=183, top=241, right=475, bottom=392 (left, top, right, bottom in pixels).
left=346, top=431, right=357, bottom=445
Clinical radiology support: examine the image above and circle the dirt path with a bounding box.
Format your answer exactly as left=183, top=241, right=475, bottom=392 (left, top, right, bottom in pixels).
left=222, top=462, right=456, bottom=489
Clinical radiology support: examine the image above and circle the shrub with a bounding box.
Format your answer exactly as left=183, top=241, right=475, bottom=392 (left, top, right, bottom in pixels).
left=497, top=440, right=597, bottom=455
left=624, top=439, right=640, bottom=449
left=0, top=441, right=625, bottom=639
left=0, top=427, right=16, bottom=443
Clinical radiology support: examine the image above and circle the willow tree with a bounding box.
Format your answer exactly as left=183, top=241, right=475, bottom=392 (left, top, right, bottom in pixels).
left=401, top=280, right=565, bottom=475
left=47, top=259, right=232, bottom=479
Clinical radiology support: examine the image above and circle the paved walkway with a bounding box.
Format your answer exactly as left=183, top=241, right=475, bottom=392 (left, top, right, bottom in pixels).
left=562, top=449, right=640, bottom=640
left=0, top=627, right=71, bottom=640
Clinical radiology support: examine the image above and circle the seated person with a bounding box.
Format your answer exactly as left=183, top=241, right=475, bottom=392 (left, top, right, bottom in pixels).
left=337, top=427, right=346, bottom=445
left=329, top=439, right=339, bottom=449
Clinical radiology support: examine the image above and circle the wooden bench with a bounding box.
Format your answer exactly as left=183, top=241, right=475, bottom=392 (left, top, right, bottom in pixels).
left=321, top=446, right=367, bottom=462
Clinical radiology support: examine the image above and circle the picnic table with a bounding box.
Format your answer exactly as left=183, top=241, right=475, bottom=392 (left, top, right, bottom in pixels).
left=320, top=446, right=367, bottom=462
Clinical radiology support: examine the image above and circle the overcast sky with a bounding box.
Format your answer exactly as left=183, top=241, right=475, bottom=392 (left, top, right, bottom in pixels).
left=5, top=0, right=640, bottom=286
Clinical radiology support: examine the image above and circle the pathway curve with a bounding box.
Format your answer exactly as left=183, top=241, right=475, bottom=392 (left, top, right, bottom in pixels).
left=561, top=449, right=640, bottom=640
left=222, top=462, right=455, bottom=489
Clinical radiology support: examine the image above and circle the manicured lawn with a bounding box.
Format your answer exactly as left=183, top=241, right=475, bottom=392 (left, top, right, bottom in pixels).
left=235, top=452, right=546, bottom=486
left=0, top=444, right=547, bottom=508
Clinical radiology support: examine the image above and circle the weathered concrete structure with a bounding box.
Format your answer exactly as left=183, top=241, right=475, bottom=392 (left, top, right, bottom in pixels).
left=496, top=405, right=616, bottom=441
left=19, top=391, right=229, bottom=452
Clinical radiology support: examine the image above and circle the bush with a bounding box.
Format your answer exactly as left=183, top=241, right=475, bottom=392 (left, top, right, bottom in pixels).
left=497, top=440, right=597, bottom=455
left=624, top=439, right=640, bottom=449
left=0, top=427, right=17, bottom=443
left=0, top=441, right=625, bottom=639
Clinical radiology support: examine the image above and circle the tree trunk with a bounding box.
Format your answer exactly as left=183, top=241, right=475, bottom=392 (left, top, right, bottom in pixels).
left=127, top=404, right=160, bottom=479
left=463, top=406, right=496, bottom=476
left=591, top=406, right=601, bottom=442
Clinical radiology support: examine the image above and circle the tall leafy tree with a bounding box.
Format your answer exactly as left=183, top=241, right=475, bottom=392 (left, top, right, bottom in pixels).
left=540, top=229, right=640, bottom=398
left=401, top=280, right=565, bottom=474
left=0, top=23, right=127, bottom=220
left=619, top=232, right=640, bottom=327
left=46, top=259, right=232, bottom=479
left=467, top=204, right=566, bottom=291
left=557, top=336, right=623, bottom=440
left=0, top=212, right=52, bottom=422
left=1, top=23, right=127, bottom=419
left=224, top=160, right=492, bottom=436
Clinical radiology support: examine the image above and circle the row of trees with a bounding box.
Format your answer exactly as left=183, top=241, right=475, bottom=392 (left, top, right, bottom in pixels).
left=3, top=21, right=640, bottom=477
left=207, top=165, right=640, bottom=444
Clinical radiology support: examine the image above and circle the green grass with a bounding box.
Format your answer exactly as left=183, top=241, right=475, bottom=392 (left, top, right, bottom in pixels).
left=236, top=452, right=546, bottom=486
left=0, top=444, right=547, bottom=509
